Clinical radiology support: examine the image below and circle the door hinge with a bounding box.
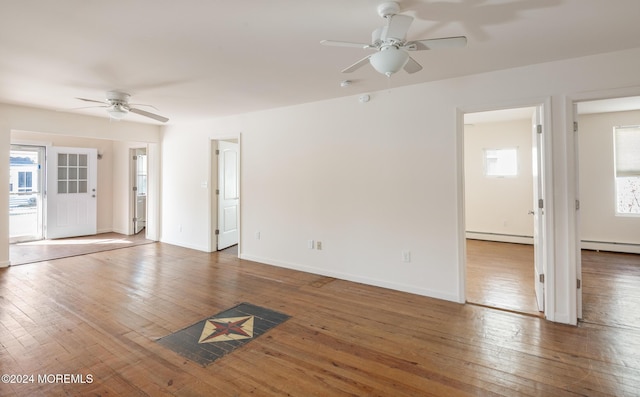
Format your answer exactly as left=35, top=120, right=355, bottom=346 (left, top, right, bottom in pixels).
left=133, top=186, right=138, bottom=192
left=215, top=229, right=220, bottom=235
left=575, top=200, right=580, bottom=210
left=536, top=124, right=542, bottom=134
left=215, top=189, right=220, bottom=195
left=573, top=121, right=578, bottom=133
left=577, top=279, right=581, bottom=289
left=215, top=149, right=220, bottom=155
left=538, top=198, right=544, bottom=209
left=133, top=217, right=137, bottom=222
left=539, top=274, right=545, bottom=283
left=133, top=155, right=138, bottom=160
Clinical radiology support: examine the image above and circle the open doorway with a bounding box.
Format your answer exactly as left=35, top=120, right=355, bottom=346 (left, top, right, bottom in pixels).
left=9, top=144, right=45, bottom=243
left=463, top=105, right=545, bottom=317
left=212, top=138, right=240, bottom=254
left=131, top=148, right=147, bottom=235
left=574, top=96, right=640, bottom=328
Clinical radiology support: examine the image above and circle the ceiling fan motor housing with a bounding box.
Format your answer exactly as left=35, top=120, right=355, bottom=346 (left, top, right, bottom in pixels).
left=377, top=1, right=400, bottom=18
left=106, top=91, right=130, bottom=104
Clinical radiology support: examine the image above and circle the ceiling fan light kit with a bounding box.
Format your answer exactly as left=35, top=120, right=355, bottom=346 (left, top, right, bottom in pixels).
left=370, top=46, right=409, bottom=77
left=321, top=1, right=467, bottom=78
left=106, top=105, right=129, bottom=120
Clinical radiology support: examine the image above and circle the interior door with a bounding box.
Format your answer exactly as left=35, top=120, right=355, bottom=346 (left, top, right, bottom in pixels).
left=574, top=103, right=583, bottom=320
left=532, top=107, right=545, bottom=312
left=217, top=141, right=239, bottom=250
left=46, top=146, right=97, bottom=239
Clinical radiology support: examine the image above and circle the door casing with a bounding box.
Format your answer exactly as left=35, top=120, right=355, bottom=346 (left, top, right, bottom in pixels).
left=457, top=99, right=552, bottom=319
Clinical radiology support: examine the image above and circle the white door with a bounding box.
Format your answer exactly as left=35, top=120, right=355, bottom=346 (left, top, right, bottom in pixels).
left=574, top=103, right=583, bottom=320
left=46, top=146, right=97, bottom=239
left=217, top=141, right=239, bottom=250
left=531, top=107, right=545, bottom=312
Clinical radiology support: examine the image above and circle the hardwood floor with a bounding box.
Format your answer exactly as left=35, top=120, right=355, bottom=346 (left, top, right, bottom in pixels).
left=465, top=239, right=540, bottom=316
left=9, top=232, right=154, bottom=266
left=582, top=249, right=640, bottom=329
left=466, top=239, right=640, bottom=329
left=1, top=242, right=640, bottom=396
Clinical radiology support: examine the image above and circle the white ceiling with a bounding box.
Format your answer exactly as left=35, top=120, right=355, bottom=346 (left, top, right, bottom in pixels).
left=2, top=0, right=640, bottom=125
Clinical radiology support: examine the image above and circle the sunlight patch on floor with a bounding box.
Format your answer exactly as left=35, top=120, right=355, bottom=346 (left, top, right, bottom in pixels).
left=16, top=238, right=134, bottom=246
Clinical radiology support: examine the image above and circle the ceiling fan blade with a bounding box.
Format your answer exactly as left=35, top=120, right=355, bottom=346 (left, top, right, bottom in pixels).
left=384, top=14, right=414, bottom=40
left=76, top=97, right=107, bottom=104
left=129, top=103, right=160, bottom=111
left=57, top=105, right=108, bottom=113
left=321, top=40, right=371, bottom=49
left=70, top=105, right=108, bottom=110
left=404, top=56, right=423, bottom=74
left=341, top=55, right=373, bottom=73
left=129, top=107, right=169, bottom=123
left=406, top=36, right=467, bottom=51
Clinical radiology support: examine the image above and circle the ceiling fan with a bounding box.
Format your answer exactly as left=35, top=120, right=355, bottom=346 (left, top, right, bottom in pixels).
left=321, top=1, right=467, bottom=77
left=75, top=91, right=169, bottom=123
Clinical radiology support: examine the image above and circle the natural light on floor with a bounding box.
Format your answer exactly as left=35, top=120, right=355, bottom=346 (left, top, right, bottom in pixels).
left=16, top=238, right=134, bottom=246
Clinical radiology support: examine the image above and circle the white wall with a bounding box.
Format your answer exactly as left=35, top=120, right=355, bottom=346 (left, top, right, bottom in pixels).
left=464, top=119, right=533, bottom=241
left=0, top=104, right=160, bottom=267
left=578, top=110, right=640, bottom=249
left=161, top=46, right=640, bottom=325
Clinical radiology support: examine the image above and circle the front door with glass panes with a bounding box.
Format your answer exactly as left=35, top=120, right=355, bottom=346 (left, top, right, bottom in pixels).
left=46, top=146, right=97, bottom=239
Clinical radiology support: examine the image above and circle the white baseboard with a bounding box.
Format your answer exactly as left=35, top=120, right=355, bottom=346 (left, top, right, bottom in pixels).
left=159, top=238, right=209, bottom=252
left=239, top=254, right=460, bottom=303
left=0, top=260, right=9, bottom=268
left=466, top=232, right=533, bottom=245
left=581, top=241, right=640, bottom=254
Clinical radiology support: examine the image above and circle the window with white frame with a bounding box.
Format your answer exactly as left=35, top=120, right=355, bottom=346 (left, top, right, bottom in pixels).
left=614, top=126, right=640, bottom=215
left=484, top=148, right=518, bottom=177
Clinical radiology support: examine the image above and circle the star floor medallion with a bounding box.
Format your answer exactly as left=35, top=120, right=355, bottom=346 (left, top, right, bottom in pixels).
left=198, top=315, right=254, bottom=343
left=157, top=303, right=290, bottom=367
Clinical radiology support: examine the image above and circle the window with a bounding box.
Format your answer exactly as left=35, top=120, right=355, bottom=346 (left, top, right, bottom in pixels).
left=18, top=171, right=33, bottom=192
left=484, top=148, right=518, bottom=177
left=136, top=155, right=147, bottom=196
left=614, top=126, right=640, bottom=215
left=57, top=153, right=88, bottom=194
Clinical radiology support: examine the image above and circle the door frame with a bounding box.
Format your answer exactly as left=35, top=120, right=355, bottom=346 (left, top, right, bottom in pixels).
left=9, top=143, right=46, bottom=243
left=568, top=86, right=640, bottom=322
left=457, top=98, right=554, bottom=319
left=209, top=134, right=242, bottom=254
left=130, top=147, right=147, bottom=235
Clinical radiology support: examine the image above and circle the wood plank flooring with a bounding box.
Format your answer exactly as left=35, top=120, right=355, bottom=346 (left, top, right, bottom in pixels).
left=466, top=239, right=640, bottom=329
left=1, top=242, right=639, bottom=396
left=465, top=239, right=540, bottom=316
left=9, top=232, right=154, bottom=266
left=582, top=249, right=640, bottom=329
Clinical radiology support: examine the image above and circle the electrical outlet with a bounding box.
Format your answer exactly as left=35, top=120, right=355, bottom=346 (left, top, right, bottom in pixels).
left=255, top=231, right=261, bottom=240
left=308, top=240, right=315, bottom=249
left=402, top=250, right=411, bottom=263
left=316, top=241, right=322, bottom=250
